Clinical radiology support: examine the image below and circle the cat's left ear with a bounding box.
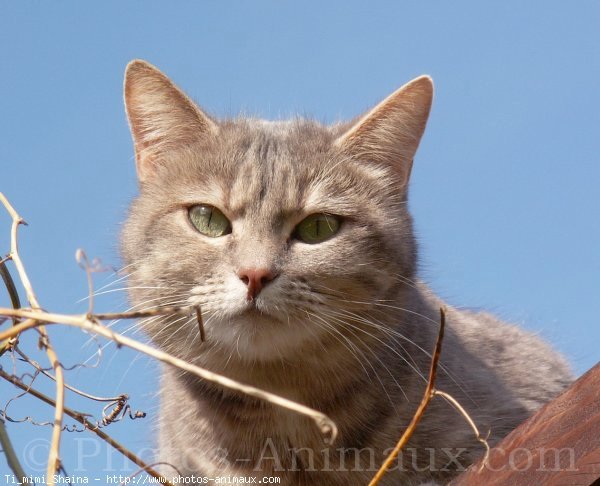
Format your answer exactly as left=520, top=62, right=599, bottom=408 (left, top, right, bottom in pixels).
left=123, top=59, right=218, bottom=182
left=334, top=76, right=433, bottom=187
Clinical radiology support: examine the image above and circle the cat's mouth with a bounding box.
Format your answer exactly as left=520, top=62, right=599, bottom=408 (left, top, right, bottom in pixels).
left=237, top=298, right=282, bottom=323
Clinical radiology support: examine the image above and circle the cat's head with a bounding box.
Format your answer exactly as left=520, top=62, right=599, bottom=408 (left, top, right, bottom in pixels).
left=121, top=60, right=432, bottom=363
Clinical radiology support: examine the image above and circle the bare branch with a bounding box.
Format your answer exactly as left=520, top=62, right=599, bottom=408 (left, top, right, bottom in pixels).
left=0, top=307, right=338, bottom=443
left=434, top=390, right=490, bottom=470
left=0, top=368, right=174, bottom=486
left=196, top=307, right=205, bottom=342
left=1, top=191, right=65, bottom=483
left=369, top=307, right=446, bottom=486
left=14, top=346, right=126, bottom=403
left=0, top=192, right=337, bottom=485
left=0, top=261, right=21, bottom=319
left=0, top=261, right=21, bottom=356
left=0, top=193, right=39, bottom=309
left=0, top=418, right=29, bottom=484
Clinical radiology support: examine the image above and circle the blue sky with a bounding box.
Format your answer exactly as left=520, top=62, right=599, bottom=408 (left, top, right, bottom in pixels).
left=1, top=1, right=599, bottom=478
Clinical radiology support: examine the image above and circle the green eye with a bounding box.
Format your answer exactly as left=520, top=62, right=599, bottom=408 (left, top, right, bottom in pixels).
left=294, top=213, right=341, bottom=244
left=188, top=205, right=231, bottom=238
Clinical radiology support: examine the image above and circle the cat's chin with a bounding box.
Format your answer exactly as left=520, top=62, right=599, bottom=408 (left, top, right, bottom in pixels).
left=233, top=305, right=288, bottom=339
left=206, top=307, right=317, bottom=362
left=235, top=306, right=280, bottom=326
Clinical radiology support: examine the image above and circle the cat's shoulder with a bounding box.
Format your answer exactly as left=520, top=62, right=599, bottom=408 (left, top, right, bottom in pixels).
left=415, top=283, right=573, bottom=403
left=450, top=305, right=573, bottom=403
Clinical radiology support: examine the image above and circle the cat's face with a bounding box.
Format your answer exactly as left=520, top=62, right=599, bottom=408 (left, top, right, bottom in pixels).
left=121, top=60, right=432, bottom=363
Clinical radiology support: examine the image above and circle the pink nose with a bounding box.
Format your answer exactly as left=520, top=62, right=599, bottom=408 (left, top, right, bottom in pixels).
left=238, top=268, right=276, bottom=300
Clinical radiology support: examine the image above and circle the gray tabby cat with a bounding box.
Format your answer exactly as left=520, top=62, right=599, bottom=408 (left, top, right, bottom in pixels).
left=121, top=60, right=572, bottom=485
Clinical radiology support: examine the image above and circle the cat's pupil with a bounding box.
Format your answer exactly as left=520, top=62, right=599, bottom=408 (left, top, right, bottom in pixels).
left=188, top=205, right=231, bottom=238
left=294, top=213, right=341, bottom=244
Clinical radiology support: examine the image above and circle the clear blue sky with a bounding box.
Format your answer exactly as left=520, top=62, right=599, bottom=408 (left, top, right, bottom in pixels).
left=1, top=1, right=599, bottom=479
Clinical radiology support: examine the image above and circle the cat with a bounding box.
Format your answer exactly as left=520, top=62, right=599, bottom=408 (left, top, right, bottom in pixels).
left=120, top=59, right=572, bottom=485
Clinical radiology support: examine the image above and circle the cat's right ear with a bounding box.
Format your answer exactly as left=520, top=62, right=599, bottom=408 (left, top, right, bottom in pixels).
left=123, top=60, right=218, bottom=182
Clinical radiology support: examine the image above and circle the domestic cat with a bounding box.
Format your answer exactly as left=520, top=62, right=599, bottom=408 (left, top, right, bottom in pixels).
left=120, top=60, right=572, bottom=485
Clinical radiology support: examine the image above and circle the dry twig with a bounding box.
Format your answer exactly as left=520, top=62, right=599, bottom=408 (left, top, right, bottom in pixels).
left=0, top=368, right=175, bottom=486
left=0, top=260, right=19, bottom=356
left=0, top=417, right=28, bottom=484
left=0, top=307, right=338, bottom=442
left=1, top=192, right=65, bottom=483
left=369, top=308, right=491, bottom=485
left=0, top=192, right=337, bottom=483
left=369, top=308, right=446, bottom=486
left=434, top=390, right=490, bottom=470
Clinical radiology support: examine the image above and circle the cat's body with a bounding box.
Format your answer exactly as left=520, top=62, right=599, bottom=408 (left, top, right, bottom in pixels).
left=121, top=60, right=572, bottom=485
